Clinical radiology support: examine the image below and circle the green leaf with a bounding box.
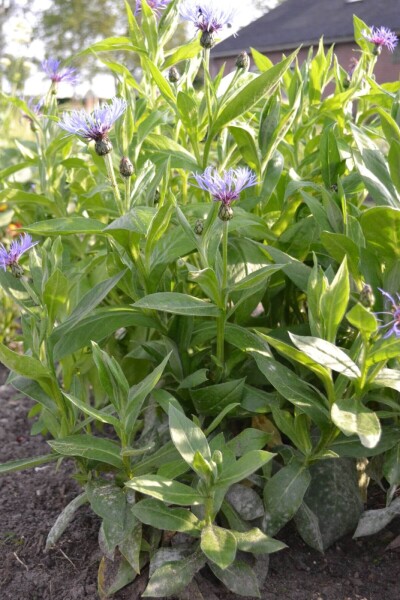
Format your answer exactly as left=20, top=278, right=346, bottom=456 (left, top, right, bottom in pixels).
left=229, top=125, right=260, bottom=171
left=132, top=498, right=201, bottom=535
left=0, top=453, right=57, bottom=475
left=331, top=397, right=381, bottom=449
left=52, top=307, right=157, bottom=360
left=230, top=264, right=283, bottom=293
left=361, top=206, right=400, bottom=260
left=320, top=123, right=343, bottom=188
left=62, top=391, right=120, bottom=429
left=133, top=292, right=219, bottom=316
left=46, top=492, right=88, bottom=549
left=373, top=368, right=400, bottom=392
left=289, top=334, right=361, bottom=379
left=104, top=207, right=155, bottom=235
left=346, top=303, right=378, bottom=336
left=232, top=528, right=287, bottom=554
left=252, top=352, right=329, bottom=428
left=187, top=267, right=221, bottom=306
left=353, top=497, right=400, bottom=538
left=328, top=426, right=400, bottom=458
left=264, top=461, right=311, bottom=536
left=125, top=354, right=171, bottom=430
left=48, top=435, right=123, bottom=469
left=0, top=342, right=52, bottom=383
left=125, top=475, right=205, bottom=505
left=294, top=502, right=324, bottom=553
left=51, top=271, right=126, bottom=345
left=226, top=429, right=272, bottom=457
left=351, top=123, right=400, bottom=207
left=211, top=50, right=298, bottom=134
left=303, top=459, right=363, bottom=550
left=43, top=269, right=69, bottom=322
left=191, top=379, right=245, bottom=416
left=208, top=560, right=260, bottom=598
left=178, top=369, right=209, bottom=390
left=383, top=444, right=400, bottom=487
left=25, top=217, right=105, bottom=235
left=201, top=525, right=237, bottom=569
left=216, top=450, right=274, bottom=488
left=169, top=404, right=211, bottom=470
left=0, top=188, right=52, bottom=208
left=320, top=257, right=349, bottom=343
left=143, top=548, right=205, bottom=597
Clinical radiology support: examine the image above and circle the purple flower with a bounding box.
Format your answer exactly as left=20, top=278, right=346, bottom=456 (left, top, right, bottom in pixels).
left=180, top=1, right=236, bottom=34
left=193, top=166, right=257, bottom=205
left=363, top=27, right=398, bottom=53
left=42, top=58, right=78, bottom=85
left=58, top=97, right=127, bottom=142
left=375, top=289, right=400, bottom=338
left=135, top=0, right=172, bottom=15
left=0, top=234, right=38, bottom=278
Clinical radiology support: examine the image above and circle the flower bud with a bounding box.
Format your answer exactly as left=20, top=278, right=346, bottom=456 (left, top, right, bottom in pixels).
left=119, top=156, right=134, bottom=178
left=168, top=67, right=180, bottom=83
left=95, top=137, right=113, bottom=156
left=235, top=51, right=250, bottom=70
left=11, top=263, right=24, bottom=279
left=343, top=76, right=350, bottom=89
left=218, top=203, right=233, bottom=221
left=194, top=219, right=204, bottom=235
left=200, top=31, right=215, bottom=49
left=359, top=284, right=375, bottom=309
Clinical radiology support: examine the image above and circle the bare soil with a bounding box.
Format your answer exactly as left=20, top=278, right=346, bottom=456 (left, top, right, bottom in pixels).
left=1, top=367, right=399, bottom=600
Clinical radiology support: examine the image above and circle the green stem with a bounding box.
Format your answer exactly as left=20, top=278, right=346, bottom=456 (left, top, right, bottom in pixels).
left=20, top=278, right=40, bottom=305
left=103, top=153, right=124, bottom=215
left=216, top=221, right=229, bottom=370
left=124, top=176, right=131, bottom=213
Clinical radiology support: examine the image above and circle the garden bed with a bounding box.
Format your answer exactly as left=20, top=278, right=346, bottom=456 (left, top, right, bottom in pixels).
left=1, top=367, right=399, bottom=600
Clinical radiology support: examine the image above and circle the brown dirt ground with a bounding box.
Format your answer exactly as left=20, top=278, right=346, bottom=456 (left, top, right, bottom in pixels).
left=1, top=366, right=399, bottom=600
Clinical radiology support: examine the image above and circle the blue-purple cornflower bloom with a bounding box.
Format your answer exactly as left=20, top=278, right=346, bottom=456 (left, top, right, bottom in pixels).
left=0, top=234, right=38, bottom=278
left=135, top=0, right=172, bottom=14
left=376, top=289, right=400, bottom=338
left=42, top=58, right=78, bottom=85
left=180, top=1, right=236, bottom=47
left=58, top=97, right=127, bottom=155
left=363, top=27, right=398, bottom=53
left=193, top=166, right=257, bottom=205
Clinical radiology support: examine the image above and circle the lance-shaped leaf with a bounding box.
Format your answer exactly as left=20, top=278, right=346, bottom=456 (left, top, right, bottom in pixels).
left=209, top=560, right=260, bottom=598
left=331, top=397, right=381, bottom=449
left=232, top=528, right=287, bottom=554
left=144, top=547, right=205, bottom=597
left=264, top=461, right=311, bottom=536
left=211, top=50, right=298, bottom=134
left=216, top=450, right=274, bottom=488
left=201, top=525, right=237, bottom=569
left=48, top=435, right=123, bottom=469
left=46, top=493, right=88, bottom=550
left=289, top=334, right=361, bottom=379
left=125, top=475, right=205, bottom=506
left=132, top=498, right=201, bottom=535
left=168, top=404, right=211, bottom=473
left=133, top=292, right=219, bottom=316
left=124, top=354, right=171, bottom=430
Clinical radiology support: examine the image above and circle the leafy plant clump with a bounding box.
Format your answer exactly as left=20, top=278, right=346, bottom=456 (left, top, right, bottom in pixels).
left=1, top=2, right=400, bottom=597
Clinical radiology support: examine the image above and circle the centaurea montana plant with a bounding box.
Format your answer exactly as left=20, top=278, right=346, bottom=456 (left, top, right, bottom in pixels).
left=42, top=58, right=79, bottom=85
left=362, top=26, right=398, bottom=54
left=376, top=289, right=400, bottom=338
left=0, top=233, right=37, bottom=279
left=192, top=166, right=257, bottom=371
left=179, top=0, right=236, bottom=48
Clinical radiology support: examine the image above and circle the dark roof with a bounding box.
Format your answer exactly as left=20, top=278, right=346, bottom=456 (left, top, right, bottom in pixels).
left=212, top=0, right=400, bottom=57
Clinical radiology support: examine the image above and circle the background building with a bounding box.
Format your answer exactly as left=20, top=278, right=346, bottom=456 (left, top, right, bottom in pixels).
left=211, top=0, right=400, bottom=82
